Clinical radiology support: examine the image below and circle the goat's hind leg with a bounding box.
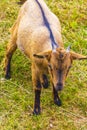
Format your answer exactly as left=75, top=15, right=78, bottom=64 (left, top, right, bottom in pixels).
left=4, top=39, right=17, bottom=79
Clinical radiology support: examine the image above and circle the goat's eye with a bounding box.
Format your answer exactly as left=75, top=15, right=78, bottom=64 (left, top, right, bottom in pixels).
left=66, top=66, right=72, bottom=76
left=67, top=65, right=72, bottom=72
left=69, top=66, right=72, bottom=69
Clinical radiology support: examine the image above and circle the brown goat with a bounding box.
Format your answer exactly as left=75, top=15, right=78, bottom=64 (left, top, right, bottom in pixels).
left=4, top=0, right=87, bottom=115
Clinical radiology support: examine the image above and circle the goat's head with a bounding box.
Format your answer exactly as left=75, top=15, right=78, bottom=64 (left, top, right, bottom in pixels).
left=33, top=47, right=87, bottom=91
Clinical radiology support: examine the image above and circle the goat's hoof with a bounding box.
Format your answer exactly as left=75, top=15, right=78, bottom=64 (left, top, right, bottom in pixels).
left=5, top=74, right=11, bottom=79
left=54, top=99, right=62, bottom=106
left=42, top=74, right=49, bottom=89
left=33, top=107, right=41, bottom=115
left=33, top=110, right=40, bottom=115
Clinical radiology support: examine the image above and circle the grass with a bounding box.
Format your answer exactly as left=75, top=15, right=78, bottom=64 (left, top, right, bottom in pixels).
left=0, top=0, right=87, bottom=129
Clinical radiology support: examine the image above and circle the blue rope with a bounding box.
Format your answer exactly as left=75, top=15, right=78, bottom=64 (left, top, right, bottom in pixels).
left=36, top=0, right=59, bottom=50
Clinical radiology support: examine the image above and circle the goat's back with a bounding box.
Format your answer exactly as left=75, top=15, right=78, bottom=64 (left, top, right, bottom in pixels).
left=13, top=0, right=63, bottom=58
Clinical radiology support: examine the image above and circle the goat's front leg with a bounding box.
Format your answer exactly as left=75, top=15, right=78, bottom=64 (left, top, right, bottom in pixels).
left=32, top=64, right=42, bottom=115
left=33, top=89, right=41, bottom=115
left=53, top=86, right=61, bottom=106
left=40, top=74, right=49, bottom=89
left=33, top=79, right=41, bottom=115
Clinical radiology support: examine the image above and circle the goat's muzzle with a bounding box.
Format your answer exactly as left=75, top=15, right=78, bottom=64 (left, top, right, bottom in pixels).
left=55, top=82, right=63, bottom=91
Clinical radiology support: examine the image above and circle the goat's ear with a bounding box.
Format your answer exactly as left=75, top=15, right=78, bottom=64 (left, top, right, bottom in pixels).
left=33, top=50, right=52, bottom=61
left=70, top=52, right=87, bottom=60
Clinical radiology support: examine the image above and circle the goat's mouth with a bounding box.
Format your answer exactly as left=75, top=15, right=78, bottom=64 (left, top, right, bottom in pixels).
left=55, top=83, right=63, bottom=91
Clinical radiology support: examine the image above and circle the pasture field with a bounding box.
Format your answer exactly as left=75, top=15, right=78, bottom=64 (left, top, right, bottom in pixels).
left=0, top=0, right=87, bottom=129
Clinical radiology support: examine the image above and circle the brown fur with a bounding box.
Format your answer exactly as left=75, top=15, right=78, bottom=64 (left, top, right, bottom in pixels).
left=4, top=0, right=87, bottom=114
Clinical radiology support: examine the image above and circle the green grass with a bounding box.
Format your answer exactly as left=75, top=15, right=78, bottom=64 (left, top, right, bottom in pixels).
left=0, top=0, right=87, bottom=129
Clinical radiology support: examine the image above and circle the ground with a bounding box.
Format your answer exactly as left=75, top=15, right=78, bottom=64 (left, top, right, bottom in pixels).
left=0, top=0, right=87, bottom=130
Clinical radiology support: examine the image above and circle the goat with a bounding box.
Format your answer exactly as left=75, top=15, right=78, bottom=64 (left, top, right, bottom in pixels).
left=4, top=0, right=87, bottom=115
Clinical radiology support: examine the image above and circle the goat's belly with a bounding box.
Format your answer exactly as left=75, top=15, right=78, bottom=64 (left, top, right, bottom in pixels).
left=16, top=38, right=31, bottom=58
